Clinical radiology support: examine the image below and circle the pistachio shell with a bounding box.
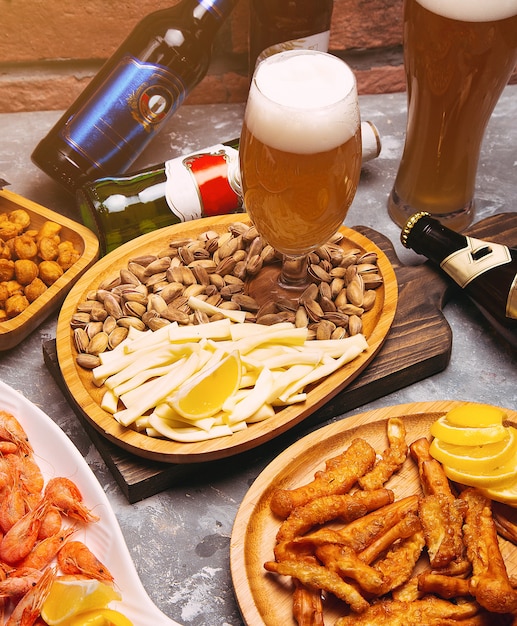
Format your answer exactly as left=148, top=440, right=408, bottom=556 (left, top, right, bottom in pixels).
left=73, top=327, right=89, bottom=353
left=87, top=332, right=109, bottom=355
left=76, top=353, right=102, bottom=369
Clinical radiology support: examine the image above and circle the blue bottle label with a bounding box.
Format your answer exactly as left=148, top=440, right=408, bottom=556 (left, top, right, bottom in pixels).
left=62, top=55, right=186, bottom=171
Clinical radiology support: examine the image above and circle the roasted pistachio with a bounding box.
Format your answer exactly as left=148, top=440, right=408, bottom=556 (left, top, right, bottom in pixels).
left=72, top=222, right=383, bottom=370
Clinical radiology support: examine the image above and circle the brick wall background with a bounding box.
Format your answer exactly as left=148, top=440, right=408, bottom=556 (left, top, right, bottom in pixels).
left=0, top=0, right=515, bottom=114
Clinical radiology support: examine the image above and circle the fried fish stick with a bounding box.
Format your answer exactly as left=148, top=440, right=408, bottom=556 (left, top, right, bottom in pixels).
left=292, top=581, right=324, bottom=626
left=270, top=438, right=376, bottom=518
left=410, top=437, right=453, bottom=497
left=411, top=438, right=467, bottom=568
left=391, top=575, right=422, bottom=602
left=430, top=558, right=472, bottom=578
left=417, top=571, right=471, bottom=599
left=293, top=495, right=419, bottom=553
left=276, top=489, right=393, bottom=547
left=264, top=559, right=370, bottom=613
left=373, top=530, right=426, bottom=594
left=358, top=511, right=421, bottom=565
left=461, top=488, right=517, bottom=614
left=334, top=597, right=488, bottom=626
left=316, top=544, right=386, bottom=595
left=318, top=532, right=424, bottom=597
left=358, top=418, right=408, bottom=491
left=418, top=491, right=467, bottom=569
left=275, top=489, right=393, bottom=562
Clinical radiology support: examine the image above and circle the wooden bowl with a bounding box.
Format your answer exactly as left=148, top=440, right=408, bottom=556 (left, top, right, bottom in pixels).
left=230, top=400, right=517, bottom=626
left=56, top=215, right=398, bottom=463
left=0, top=189, right=99, bottom=351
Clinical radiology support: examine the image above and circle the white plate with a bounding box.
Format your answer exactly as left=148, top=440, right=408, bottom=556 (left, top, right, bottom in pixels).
left=0, top=380, right=181, bottom=626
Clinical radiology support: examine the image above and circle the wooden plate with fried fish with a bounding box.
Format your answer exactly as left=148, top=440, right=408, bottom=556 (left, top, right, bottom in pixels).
left=230, top=400, right=517, bottom=626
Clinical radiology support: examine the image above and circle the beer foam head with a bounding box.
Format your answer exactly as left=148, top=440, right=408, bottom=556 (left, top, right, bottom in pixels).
left=416, top=0, right=517, bottom=22
left=245, top=50, right=359, bottom=154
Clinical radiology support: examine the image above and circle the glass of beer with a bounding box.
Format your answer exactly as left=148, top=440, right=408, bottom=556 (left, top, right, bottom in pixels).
left=240, top=50, right=361, bottom=302
left=388, top=0, right=517, bottom=231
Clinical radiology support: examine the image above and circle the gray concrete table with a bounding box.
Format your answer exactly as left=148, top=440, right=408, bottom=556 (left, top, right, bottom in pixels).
left=0, top=87, right=516, bottom=625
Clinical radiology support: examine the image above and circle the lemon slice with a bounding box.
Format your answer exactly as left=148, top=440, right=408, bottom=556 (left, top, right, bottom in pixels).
left=430, top=415, right=508, bottom=446
left=429, top=427, right=517, bottom=473
left=478, top=478, right=517, bottom=506
left=171, top=351, right=241, bottom=420
left=445, top=403, right=506, bottom=428
left=443, top=457, right=517, bottom=489
left=66, top=608, right=133, bottom=626
left=41, top=576, right=121, bottom=626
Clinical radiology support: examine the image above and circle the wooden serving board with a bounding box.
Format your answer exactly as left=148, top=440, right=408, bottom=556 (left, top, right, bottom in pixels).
left=43, top=213, right=517, bottom=502
left=230, top=400, right=517, bottom=626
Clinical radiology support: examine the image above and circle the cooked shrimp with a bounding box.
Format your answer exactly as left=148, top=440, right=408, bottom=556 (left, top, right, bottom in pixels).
left=0, top=470, right=11, bottom=495
left=37, top=506, right=62, bottom=540
left=43, top=477, right=99, bottom=523
left=0, top=411, right=32, bottom=455
left=5, top=565, right=54, bottom=626
left=0, top=456, right=14, bottom=495
left=0, top=442, right=18, bottom=455
left=0, top=467, right=27, bottom=533
left=57, top=541, right=113, bottom=583
left=13, top=454, right=44, bottom=506
left=0, top=568, right=42, bottom=598
left=19, top=526, right=75, bottom=571
left=0, top=503, right=48, bottom=565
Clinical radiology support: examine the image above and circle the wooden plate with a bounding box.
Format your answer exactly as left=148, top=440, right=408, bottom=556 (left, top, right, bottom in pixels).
left=0, top=189, right=99, bottom=351
left=230, top=400, right=517, bottom=626
left=56, top=214, right=398, bottom=463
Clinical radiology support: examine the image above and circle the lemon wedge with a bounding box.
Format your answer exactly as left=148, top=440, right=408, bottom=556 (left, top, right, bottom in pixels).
left=171, top=351, right=241, bottom=420
left=429, top=427, right=517, bottom=474
left=445, top=403, right=506, bottom=428
left=41, top=576, right=121, bottom=626
left=66, top=608, right=133, bottom=626
left=430, top=415, right=508, bottom=446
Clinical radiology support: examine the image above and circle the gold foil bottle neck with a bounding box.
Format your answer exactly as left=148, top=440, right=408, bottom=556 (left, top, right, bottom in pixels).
left=400, top=211, right=431, bottom=248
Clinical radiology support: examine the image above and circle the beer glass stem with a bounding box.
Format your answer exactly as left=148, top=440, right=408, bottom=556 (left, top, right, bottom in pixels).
left=279, top=254, right=309, bottom=289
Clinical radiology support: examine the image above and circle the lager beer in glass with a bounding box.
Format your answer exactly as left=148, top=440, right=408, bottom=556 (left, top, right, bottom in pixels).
left=240, top=50, right=361, bottom=295
left=388, top=0, right=517, bottom=230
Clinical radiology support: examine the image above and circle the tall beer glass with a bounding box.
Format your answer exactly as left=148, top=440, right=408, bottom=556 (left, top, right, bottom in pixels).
left=388, top=0, right=517, bottom=231
left=240, top=50, right=361, bottom=300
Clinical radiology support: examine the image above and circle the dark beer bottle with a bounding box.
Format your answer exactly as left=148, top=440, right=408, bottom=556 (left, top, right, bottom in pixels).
left=249, top=0, right=334, bottom=71
left=401, top=212, right=517, bottom=347
left=77, top=122, right=381, bottom=255
left=31, top=0, right=238, bottom=193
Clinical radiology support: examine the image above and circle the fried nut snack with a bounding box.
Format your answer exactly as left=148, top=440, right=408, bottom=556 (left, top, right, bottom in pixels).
left=0, top=210, right=81, bottom=319
left=14, top=259, right=39, bottom=285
